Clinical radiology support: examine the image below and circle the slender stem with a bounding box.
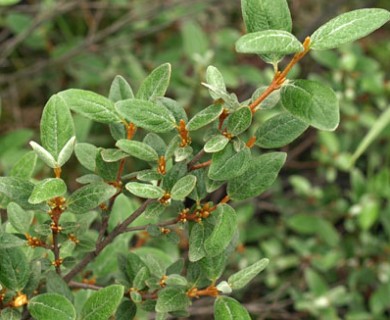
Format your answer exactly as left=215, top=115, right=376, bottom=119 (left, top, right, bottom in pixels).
left=189, top=160, right=212, bottom=171
left=69, top=281, right=102, bottom=291
left=63, top=198, right=154, bottom=283
left=249, top=37, right=311, bottom=113
left=187, top=149, right=206, bottom=169
left=124, top=218, right=179, bottom=233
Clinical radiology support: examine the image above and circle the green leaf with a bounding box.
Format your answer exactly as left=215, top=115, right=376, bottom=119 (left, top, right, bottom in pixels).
left=109, top=75, right=134, bottom=102
left=133, top=266, right=150, bottom=290
left=174, top=146, right=193, bottom=162
left=0, top=177, right=34, bottom=209
left=116, top=140, right=158, bottom=162
left=241, top=0, right=292, bottom=33
left=170, top=175, right=197, bottom=201
left=208, top=143, right=251, bottom=181
left=281, top=80, right=339, bottom=131
left=75, top=143, right=98, bottom=171
left=137, top=170, right=163, bottom=182
left=236, top=30, right=303, bottom=55
left=29, top=141, right=57, bottom=168
left=115, top=299, right=137, bottom=320
left=227, top=152, right=286, bottom=201
left=115, top=99, right=176, bottom=133
left=80, top=285, right=124, bottom=320
left=67, top=182, right=117, bottom=214
left=118, top=252, right=148, bottom=287
left=310, top=9, right=390, bottom=51
left=204, top=204, right=237, bottom=257
left=46, top=271, right=73, bottom=302
left=58, top=89, right=121, bottom=124
left=255, top=112, right=309, bottom=148
left=200, top=253, right=226, bottom=281
left=155, top=287, right=191, bottom=313
left=0, top=247, right=30, bottom=291
left=228, top=258, right=269, bottom=290
left=28, top=293, right=76, bottom=320
left=206, top=66, right=227, bottom=101
left=165, top=274, right=188, bottom=287
left=28, top=178, right=67, bottom=204
left=40, top=94, right=75, bottom=160
left=100, top=148, right=128, bottom=162
left=188, top=223, right=206, bottom=262
left=187, top=104, right=223, bottom=131
left=7, top=202, right=33, bottom=233
left=143, top=202, right=166, bottom=219
left=125, top=182, right=164, bottom=199
left=136, top=63, right=171, bottom=101
left=144, top=132, right=167, bottom=156
left=204, top=135, right=229, bottom=153
left=201, top=84, right=240, bottom=110
left=57, top=136, right=76, bottom=167
left=214, top=296, right=251, bottom=320
left=157, top=97, right=188, bottom=124
left=9, top=151, right=37, bottom=178
left=226, top=107, right=252, bottom=136
left=0, top=0, right=22, bottom=6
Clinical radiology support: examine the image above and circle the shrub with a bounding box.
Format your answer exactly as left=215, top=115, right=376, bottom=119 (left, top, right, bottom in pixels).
left=0, top=0, right=389, bottom=319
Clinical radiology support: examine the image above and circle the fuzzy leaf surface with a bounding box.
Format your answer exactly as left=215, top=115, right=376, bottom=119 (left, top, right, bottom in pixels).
left=136, top=63, right=171, bottom=101
left=228, top=258, right=269, bottom=290
left=109, top=75, right=134, bottom=102
left=255, top=112, right=309, bottom=148
left=116, top=99, right=176, bottom=133
left=116, top=140, right=158, bottom=162
left=125, top=182, right=164, bottom=199
left=226, top=107, right=252, bottom=136
left=80, top=285, right=124, bottom=320
left=281, top=80, right=339, bottom=131
left=170, top=175, right=197, bottom=201
left=67, top=182, right=117, bottom=214
left=236, top=30, right=303, bottom=55
left=58, top=89, right=121, bottom=124
left=28, top=178, right=67, bottom=204
left=155, top=287, right=191, bottom=313
left=227, top=152, right=286, bottom=200
left=311, top=9, right=390, bottom=50
left=204, top=204, right=237, bottom=257
left=0, top=247, right=30, bottom=291
left=208, top=143, right=251, bottom=181
left=40, top=94, right=75, bottom=159
left=28, top=294, right=76, bottom=320
left=241, top=0, right=292, bottom=33
left=187, top=104, right=223, bottom=131
left=214, top=296, right=251, bottom=320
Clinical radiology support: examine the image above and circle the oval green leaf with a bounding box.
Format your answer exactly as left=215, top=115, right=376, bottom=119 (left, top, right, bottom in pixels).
left=58, top=89, right=121, bottom=124
left=188, top=223, right=206, bottom=262
left=40, top=94, right=75, bottom=160
left=136, top=63, right=171, bottom=101
left=0, top=247, right=30, bottom=291
left=187, top=104, right=223, bottom=131
left=255, top=112, right=309, bottom=148
left=228, top=258, right=269, bottom=290
left=109, top=75, right=134, bottom=102
left=226, top=107, right=252, bottom=136
left=311, top=9, right=390, bottom=50
left=204, top=135, right=229, bottom=153
left=227, top=152, right=286, bottom=201
left=170, top=175, right=197, bottom=201
left=281, top=80, right=339, bottom=131
left=155, top=287, right=190, bottom=313
left=116, top=139, right=158, bottom=162
left=67, top=182, right=117, bottom=214
left=115, top=99, right=176, bottom=133
left=208, top=143, right=251, bottom=181
left=28, top=293, right=76, bottom=320
left=204, top=204, right=237, bottom=257
left=214, top=296, right=251, bottom=320
left=241, top=0, right=292, bottom=33
left=125, top=182, right=164, bottom=199
left=236, top=30, right=303, bottom=55
left=28, top=178, right=67, bottom=204
left=80, top=285, right=124, bottom=320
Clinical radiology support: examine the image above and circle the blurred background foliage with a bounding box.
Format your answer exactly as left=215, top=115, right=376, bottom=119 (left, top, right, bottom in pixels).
left=0, top=0, right=390, bottom=319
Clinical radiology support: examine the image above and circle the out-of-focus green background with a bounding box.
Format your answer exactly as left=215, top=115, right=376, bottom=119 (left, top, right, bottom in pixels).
left=1, top=0, right=390, bottom=319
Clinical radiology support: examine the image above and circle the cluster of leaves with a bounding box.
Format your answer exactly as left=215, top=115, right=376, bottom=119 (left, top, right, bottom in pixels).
left=0, top=0, right=389, bottom=319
